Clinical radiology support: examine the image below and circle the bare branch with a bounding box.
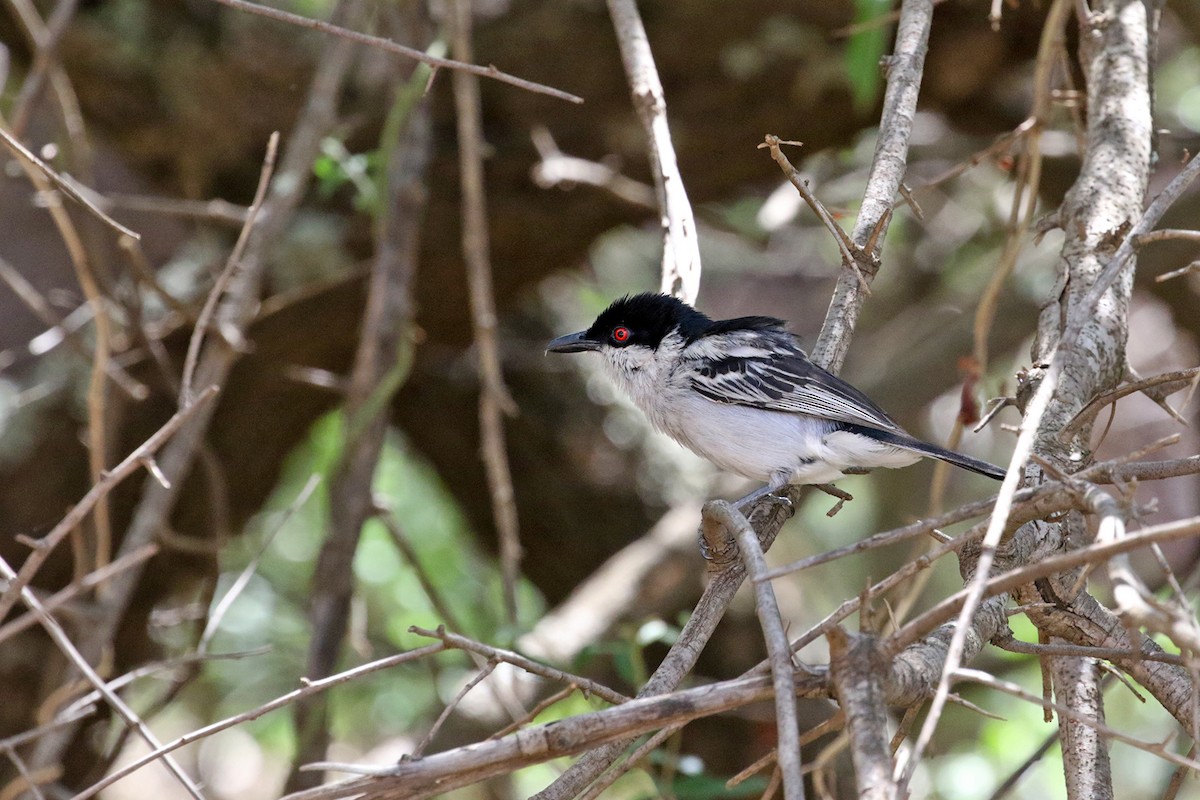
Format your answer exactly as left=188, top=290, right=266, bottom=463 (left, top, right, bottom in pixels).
left=1052, top=656, right=1113, bottom=800
left=708, top=501, right=806, bottom=800
left=532, top=489, right=799, bottom=799
left=205, top=0, right=582, bottom=103
left=888, top=515, right=1200, bottom=653
left=606, top=0, right=701, bottom=303
left=812, top=0, right=935, bottom=371
left=450, top=0, right=523, bottom=625
left=37, top=3, right=371, bottom=777
left=0, top=123, right=139, bottom=240
left=289, top=14, right=433, bottom=786
left=760, top=135, right=871, bottom=294
left=0, top=554, right=205, bottom=800
left=286, top=674, right=822, bottom=800
left=955, top=668, right=1200, bottom=773
left=1133, top=228, right=1200, bottom=246
left=200, top=473, right=321, bottom=654
left=180, top=131, right=279, bottom=404
left=530, top=126, right=656, bottom=209
left=0, top=386, right=218, bottom=623
left=0, top=253, right=147, bottom=399
left=71, top=643, right=447, bottom=800
left=376, top=507, right=468, bottom=635
left=828, top=630, right=898, bottom=800
left=410, top=626, right=629, bottom=706
left=0, top=544, right=157, bottom=646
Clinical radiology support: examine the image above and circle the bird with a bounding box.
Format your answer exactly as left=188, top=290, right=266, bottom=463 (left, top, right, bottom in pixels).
left=546, top=292, right=1005, bottom=509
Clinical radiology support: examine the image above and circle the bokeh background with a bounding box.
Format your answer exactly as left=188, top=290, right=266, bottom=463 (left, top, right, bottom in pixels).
left=1, top=0, right=1199, bottom=797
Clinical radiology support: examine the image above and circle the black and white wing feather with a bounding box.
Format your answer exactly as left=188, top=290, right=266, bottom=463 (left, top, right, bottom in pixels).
left=687, top=338, right=902, bottom=432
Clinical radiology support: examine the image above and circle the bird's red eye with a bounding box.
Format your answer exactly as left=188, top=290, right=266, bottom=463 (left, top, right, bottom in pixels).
left=612, top=326, right=631, bottom=343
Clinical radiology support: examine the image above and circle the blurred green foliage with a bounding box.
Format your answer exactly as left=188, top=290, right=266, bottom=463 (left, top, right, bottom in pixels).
left=193, top=410, right=546, bottom=764
left=844, top=0, right=891, bottom=112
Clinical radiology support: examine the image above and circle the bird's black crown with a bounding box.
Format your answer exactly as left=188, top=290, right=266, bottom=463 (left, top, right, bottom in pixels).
left=585, top=293, right=787, bottom=349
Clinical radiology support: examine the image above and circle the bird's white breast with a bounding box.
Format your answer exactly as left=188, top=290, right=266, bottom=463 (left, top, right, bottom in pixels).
left=599, top=331, right=918, bottom=485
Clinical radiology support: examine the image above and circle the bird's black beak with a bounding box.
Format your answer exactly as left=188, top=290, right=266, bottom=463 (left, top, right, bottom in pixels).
left=546, top=330, right=600, bottom=354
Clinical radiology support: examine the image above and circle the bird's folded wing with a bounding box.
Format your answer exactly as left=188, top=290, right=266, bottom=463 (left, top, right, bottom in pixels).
left=689, top=354, right=902, bottom=431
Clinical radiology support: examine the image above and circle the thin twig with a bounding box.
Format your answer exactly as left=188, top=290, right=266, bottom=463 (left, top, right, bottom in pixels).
left=1161, top=742, right=1198, bottom=800
left=708, top=501, right=805, bottom=800
left=1155, top=261, right=1200, bottom=283
left=288, top=16, right=432, bottom=787
left=1, top=111, right=118, bottom=577
left=410, top=626, right=629, bottom=706
left=954, top=668, right=1200, bottom=773
left=411, top=661, right=498, bottom=759
left=898, top=119, right=1200, bottom=800
left=487, top=684, right=579, bottom=740
left=993, top=634, right=1185, bottom=666
left=200, top=473, right=321, bottom=653
left=759, top=135, right=870, bottom=295
left=760, top=447, right=1200, bottom=582
left=70, top=643, right=448, bottom=800
left=5, top=0, right=93, bottom=189
left=1133, top=228, right=1200, bottom=246
left=2, top=743, right=51, bottom=800
left=101, top=192, right=250, bottom=226
left=811, top=0, right=935, bottom=372
left=376, top=506, right=467, bottom=634
left=287, top=673, right=820, bottom=800
left=0, top=124, right=139, bottom=240
left=530, top=126, right=657, bottom=209
left=8, top=0, right=79, bottom=138
left=0, top=254, right=147, bottom=399
left=180, top=131, right=280, bottom=405
left=986, top=729, right=1058, bottom=800
left=0, top=555, right=205, bottom=800
left=1062, top=366, right=1199, bottom=438
left=0, top=386, right=218, bottom=624
left=206, top=0, right=582, bottom=103
left=973, top=0, right=1068, bottom=372
left=451, top=0, right=522, bottom=623
left=576, top=725, right=681, bottom=800
left=0, top=544, right=157, bottom=646
left=887, top=515, right=1200, bottom=653
left=532, top=490, right=799, bottom=799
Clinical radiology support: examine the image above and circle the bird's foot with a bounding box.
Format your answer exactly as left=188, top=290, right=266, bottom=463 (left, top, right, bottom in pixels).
left=732, top=475, right=792, bottom=513
left=754, top=492, right=794, bottom=515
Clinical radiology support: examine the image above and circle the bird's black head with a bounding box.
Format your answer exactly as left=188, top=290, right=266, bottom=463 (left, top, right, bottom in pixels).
left=546, top=293, right=712, bottom=353
left=546, top=293, right=789, bottom=353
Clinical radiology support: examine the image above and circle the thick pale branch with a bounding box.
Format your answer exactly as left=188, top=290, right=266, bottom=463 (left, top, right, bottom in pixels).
left=829, top=630, right=898, bottom=800
left=606, top=0, right=701, bottom=303
left=1052, top=656, right=1113, bottom=800
left=286, top=674, right=814, bottom=800
left=813, top=0, right=934, bottom=371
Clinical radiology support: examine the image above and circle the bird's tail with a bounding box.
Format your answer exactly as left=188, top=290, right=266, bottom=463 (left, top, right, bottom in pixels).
left=855, top=426, right=1007, bottom=480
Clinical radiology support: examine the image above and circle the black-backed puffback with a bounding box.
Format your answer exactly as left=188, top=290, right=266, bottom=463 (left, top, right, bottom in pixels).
left=548, top=293, right=1004, bottom=507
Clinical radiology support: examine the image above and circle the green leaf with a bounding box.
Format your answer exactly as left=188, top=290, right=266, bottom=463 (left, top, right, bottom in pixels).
left=844, top=0, right=892, bottom=112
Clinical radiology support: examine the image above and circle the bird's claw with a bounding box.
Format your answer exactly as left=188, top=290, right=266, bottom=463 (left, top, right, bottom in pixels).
left=757, top=491, right=793, bottom=515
